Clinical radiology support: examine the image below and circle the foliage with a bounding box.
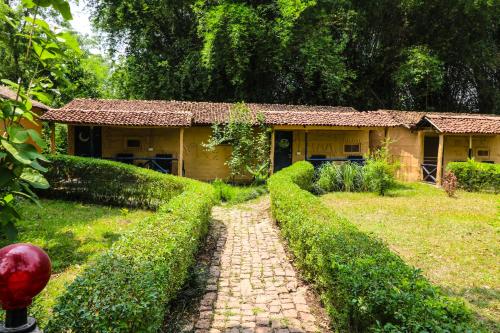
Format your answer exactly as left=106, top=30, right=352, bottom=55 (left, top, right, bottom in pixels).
left=43, top=156, right=217, bottom=333
left=203, top=102, right=270, bottom=180
left=442, top=171, right=458, bottom=197
left=313, top=162, right=366, bottom=194
left=363, top=141, right=399, bottom=196
left=212, top=179, right=267, bottom=204
left=321, top=182, right=499, bottom=330
left=0, top=199, right=151, bottom=327
left=394, top=45, right=444, bottom=110
left=88, top=0, right=499, bottom=113
left=267, top=161, right=482, bottom=332
left=0, top=0, right=77, bottom=240
left=447, top=159, right=500, bottom=193
left=44, top=155, right=185, bottom=209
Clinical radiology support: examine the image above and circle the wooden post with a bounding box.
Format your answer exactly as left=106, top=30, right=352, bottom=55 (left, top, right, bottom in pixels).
left=305, top=131, right=308, bottom=160
left=270, top=129, right=275, bottom=174
left=468, top=135, right=473, bottom=159
left=436, top=133, right=444, bottom=185
left=417, top=131, right=424, bottom=181
left=178, top=127, right=184, bottom=177
left=49, top=122, right=56, bottom=154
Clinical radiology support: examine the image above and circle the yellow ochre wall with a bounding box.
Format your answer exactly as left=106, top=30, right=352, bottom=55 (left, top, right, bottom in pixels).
left=286, top=129, right=370, bottom=163
left=67, top=125, right=499, bottom=182
left=1, top=106, right=44, bottom=151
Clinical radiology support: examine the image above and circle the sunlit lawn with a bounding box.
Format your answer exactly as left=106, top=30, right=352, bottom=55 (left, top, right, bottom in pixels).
left=0, top=199, right=153, bottom=327
left=321, top=183, right=499, bottom=330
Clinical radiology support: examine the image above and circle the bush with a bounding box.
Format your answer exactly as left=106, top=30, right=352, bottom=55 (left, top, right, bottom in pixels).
left=212, top=179, right=267, bottom=204
left=313, top=162, right=366, bottom=194
left=363, top=142, right=398, bottom=196
left=447, top=160, right=500, bottom=193
left=42, top=155, right=217, bottom=333
left=268, top=161, right=481, bottom=332
left=44, top=155, right=185, bottom=209
left=442, top=171, right=458, bottom=197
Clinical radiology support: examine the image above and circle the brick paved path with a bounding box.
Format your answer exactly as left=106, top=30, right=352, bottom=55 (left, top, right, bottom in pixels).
left=193, top=198, right=327, bottom=333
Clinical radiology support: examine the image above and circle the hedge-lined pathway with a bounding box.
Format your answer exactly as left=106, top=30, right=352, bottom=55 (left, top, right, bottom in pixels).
left=192, top=197, right=328, bottom=333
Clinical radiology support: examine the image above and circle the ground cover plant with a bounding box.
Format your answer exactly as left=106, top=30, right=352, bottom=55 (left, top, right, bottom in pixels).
left=321, top=182, right=499, bottom=330
left=212, top=179, right=267, bottom=204
left=25, top=155, right=218, bottom=333
left=447, top=160, right=500, bottom=193
left=0, top=199, right=152, bottom=327
left=268, top=161, right=482, bottom=332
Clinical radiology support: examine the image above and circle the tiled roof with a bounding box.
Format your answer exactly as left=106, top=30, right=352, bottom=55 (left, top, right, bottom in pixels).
left=40, top=99, right=500, bottom=133
left=419, top=114, right=500, bottom=134
left=41, top=108, right=192, bottom=127
left=0, top=86, right=50, bottom=111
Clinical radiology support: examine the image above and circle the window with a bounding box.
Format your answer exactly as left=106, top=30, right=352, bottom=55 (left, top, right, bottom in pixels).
left=127, top=139, right=141, bottom=148
left=344, top=144, right=361, bottom=153
left=476, top=149, right=489, bottom=158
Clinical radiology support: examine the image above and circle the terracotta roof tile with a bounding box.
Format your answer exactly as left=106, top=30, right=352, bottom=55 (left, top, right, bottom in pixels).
left=40, top=99, right=500, bottom=133
left=0, top=86, right=50, bottom=111
left=421, top=114, right=500, bottom=134
left=42, top=108, right=192, bottom=127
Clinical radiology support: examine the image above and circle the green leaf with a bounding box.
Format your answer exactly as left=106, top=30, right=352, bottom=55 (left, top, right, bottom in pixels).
left=8, top=126, right=30, bottom=144
left=1, top=140, right=31, bottom=164
left=50, top=0, right=73, bottom=20
left=20, top=168, right=50, bottom=189
left=0, top=167, right=15, bottom=187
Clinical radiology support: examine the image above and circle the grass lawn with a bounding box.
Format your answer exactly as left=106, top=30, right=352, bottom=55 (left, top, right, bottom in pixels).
left=321, top=183, right=499, bottom=330
left=0, top=199, right=153, bottom=327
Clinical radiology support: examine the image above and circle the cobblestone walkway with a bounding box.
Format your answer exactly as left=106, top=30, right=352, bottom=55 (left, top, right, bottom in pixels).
left=193, top=198, right=327, bottom=333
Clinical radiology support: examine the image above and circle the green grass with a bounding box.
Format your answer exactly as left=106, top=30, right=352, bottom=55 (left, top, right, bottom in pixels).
left=212, top=179, right=267, bottom=204
left=0, top=199, right=153, bottom=327
left=321, top=182, right=499, bottom=330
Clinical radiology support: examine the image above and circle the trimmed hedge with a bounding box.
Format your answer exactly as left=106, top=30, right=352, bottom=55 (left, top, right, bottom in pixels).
left=42, top=155, right=216, bottom=333
left=447, top=160, right=500, bottom=193
left=44, top=155, right=185, bottom=209
left=268, top=161, right=481, bottom=332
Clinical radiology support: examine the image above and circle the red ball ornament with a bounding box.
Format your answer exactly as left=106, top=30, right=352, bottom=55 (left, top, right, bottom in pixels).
left=0, top=243, right=51, bottom=310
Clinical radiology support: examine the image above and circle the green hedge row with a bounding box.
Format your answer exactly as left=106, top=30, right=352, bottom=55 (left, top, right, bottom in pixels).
left=42, top=155, right=216, bottom=333
left=447, top=160, right=500, bottom=192
left=44, top=155, right=185, bottom=209
left=268, top=161, right=481, bottom=332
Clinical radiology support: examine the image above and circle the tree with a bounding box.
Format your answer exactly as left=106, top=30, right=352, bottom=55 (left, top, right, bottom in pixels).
left=85, top=0, right=499, bottom=113
left=0, top=0, right=78, bottom=239
left=394, top=46, right=444, bottom=110
left=203, top=103, right=270, bottom=183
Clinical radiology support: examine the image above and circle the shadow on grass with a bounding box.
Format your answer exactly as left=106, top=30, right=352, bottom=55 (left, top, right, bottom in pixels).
left=0, top=199, right=126, bottom=273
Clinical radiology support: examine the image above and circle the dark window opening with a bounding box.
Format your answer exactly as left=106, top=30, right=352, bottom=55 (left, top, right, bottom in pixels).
left=344, top=144, right=361, bottom=153
left=127, top=139, right=141, bottom=148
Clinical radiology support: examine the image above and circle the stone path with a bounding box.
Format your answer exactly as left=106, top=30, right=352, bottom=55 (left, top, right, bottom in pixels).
left=192, top=198, right=328, bottom=333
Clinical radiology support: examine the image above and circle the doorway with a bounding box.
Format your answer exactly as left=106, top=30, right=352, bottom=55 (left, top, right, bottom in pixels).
left=75, top=126, right=102, bottom=158
left=273, top=131, right=293, bottom=172
left=422, top=136, right=439, bottom=182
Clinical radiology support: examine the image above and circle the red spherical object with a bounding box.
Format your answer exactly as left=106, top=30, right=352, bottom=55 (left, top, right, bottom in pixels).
left=0, top=243, right=51, bottom=310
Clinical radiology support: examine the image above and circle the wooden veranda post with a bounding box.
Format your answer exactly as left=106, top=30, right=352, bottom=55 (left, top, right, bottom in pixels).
left=436, top=133, right=444, bottom=185
left=178, top=127, right=184, bottom=177
left=270, top=129, right=275, bottom=174
left=49, top=122, right=56, bottom=154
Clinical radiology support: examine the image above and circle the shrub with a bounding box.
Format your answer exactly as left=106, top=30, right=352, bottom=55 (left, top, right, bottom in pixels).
left=268, top=161, right=481, bottom=332
left=447, top=159, right=500, bottom=193
left=313, top=162, right=366, bottom=194
left=364, top=142, right=398, bottom=196
left=442, top=171, right=458, bottom=197
left=42, top=155, right=217, bottom=333
left=44, top=155, right=185, bottom=209
left=212, top=179, right=267, bottom=204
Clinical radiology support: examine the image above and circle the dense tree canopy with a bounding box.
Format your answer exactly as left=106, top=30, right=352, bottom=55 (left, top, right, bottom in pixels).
left=86, top=0, right=499, bottom=113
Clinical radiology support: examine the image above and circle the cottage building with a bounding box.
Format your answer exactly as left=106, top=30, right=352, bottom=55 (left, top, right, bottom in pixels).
left=0, top=86, right=50, bottom=151
left=41, top=99, right=500, bottom=184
